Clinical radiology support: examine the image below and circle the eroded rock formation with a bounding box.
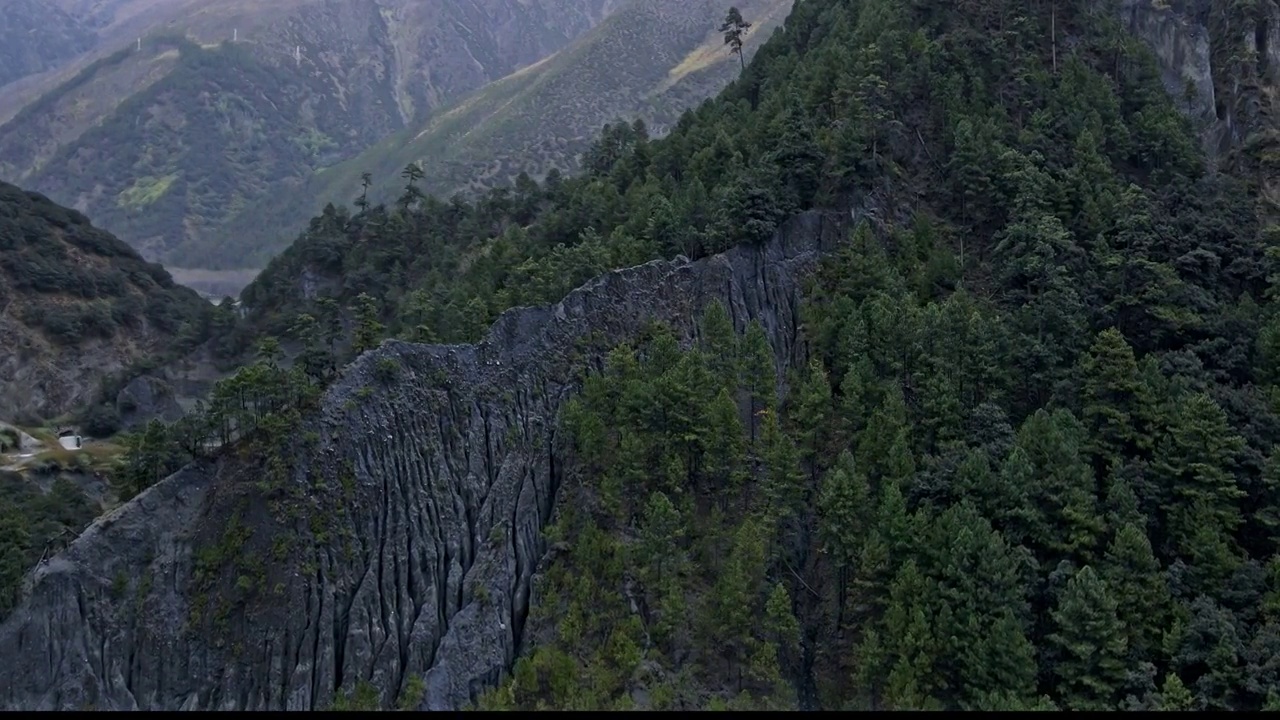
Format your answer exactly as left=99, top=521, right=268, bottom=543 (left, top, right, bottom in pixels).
left=0, top=210, right=851, bottom=711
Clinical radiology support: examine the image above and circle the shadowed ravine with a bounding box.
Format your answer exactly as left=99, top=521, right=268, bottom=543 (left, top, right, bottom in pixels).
left=0, top=209, right=852, bottom=711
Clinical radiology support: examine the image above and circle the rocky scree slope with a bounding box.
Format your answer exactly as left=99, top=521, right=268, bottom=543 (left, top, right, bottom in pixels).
left=0, top=210, right=851, bottom=710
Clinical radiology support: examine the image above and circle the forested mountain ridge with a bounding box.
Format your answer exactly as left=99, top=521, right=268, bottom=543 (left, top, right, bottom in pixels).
left=0, top=180, right=211, bottom=422
left=5, top=0, right=1280, bottom=712
left=0, top=0, right=624, bottom=277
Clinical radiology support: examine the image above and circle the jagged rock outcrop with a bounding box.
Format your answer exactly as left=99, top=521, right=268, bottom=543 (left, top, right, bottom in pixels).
left=0, top=209, right=853, bottom=711
left=1118, top=0, right=1280, bottom=160
left=115, top=375, right=184, bottom=430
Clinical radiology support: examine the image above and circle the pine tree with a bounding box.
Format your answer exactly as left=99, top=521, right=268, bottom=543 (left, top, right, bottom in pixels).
left=713, top=169, right=785, bottom=248
left=1079, top=327, right=1153, bottom=471
left=1169, top=596, right=1243, bottom=710
left=1265, top=687, right=1280, bottom=711
left=1015, top=409, right=1104, bottom=567
left=1257, top=452, right=1280, bottom=556
left=1100, top=523, right=1170, bottom=659
left=917, top=364, right=964, bottom=454
left=919, top=502, right=1037, bottom=708
left=719, top=7, right=753, bottom=74
left=1102, top=469, right=1146, bottom=533
left=1156, top=673, right=1195, bottom=711
left=789, top=357, right=833, bottom=480
left=956, top=448, right=1035, bottom=544
left=399, top=289, right=438, bottom=343
left=1047, top=566, right=1128, bottom=711
left=945, top=117, right=999, bottom=237
left=761, top=412, right=804, bottom=527
left=854, top=476, right=916, bottom=625
left=759, top=583, right=801, bottom=708
left=351, top=293, right=385, bottom=356
left=639, top=491, right=684, bottom=582
left=881, top=560, right=941, bottom=710
left=1066, top=128, right=1119, bottom=243
left=399, top=162, right=425, bottom=210
left=290, top=312, right=329, bottom=381
left=705, top=517, right=767, bottom=680
left=700, top=300, right=739, bottom=391
left=315, top=297, right=343, bottom=359
left=0, top=507, right=31, bottom=617
left=257, top=335, right=283, bottom=368
left=837, top=355, right=877, bottom=445
left=1152, top=393, right=1246, bottom=559
left=856, top=385, right=915, bottom=486
left=356, top=171, right=372, bottom=211
left=741, top=321, right=775, bottom=443
left=704, top=387, right=748, bottom=506
left=818, top=450, right=871, bottom=622
left=1181, top=500, right=1245, bottom=599
left=959, top=612, right=1039, bottom=711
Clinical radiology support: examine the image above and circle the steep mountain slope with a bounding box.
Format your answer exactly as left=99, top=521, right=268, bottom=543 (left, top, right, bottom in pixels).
left=4, top=0, right=1280, bottom=713
left=214, top=0, right=792, bottom=270
left=0, top=180, right=211, bottom=422
left=0, top=467, right=113, bottom=622
left=0, top=0, right=98, bottom=90
left=0, top=0, right=217, bottom=118
left=0, top=0, right=623, bottom=271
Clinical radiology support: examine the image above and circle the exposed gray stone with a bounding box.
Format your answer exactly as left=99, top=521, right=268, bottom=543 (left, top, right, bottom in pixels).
left=0, top=210, right=852, bottom=711
left=1116, top=0, right=1280, bottom=160
left=116, top=375, right=185, bottom=430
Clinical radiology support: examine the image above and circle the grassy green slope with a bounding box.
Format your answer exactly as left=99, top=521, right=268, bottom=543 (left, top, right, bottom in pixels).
left=0, top=40, right=184, bottom=183
left=18, top=38, right=360, bottom=262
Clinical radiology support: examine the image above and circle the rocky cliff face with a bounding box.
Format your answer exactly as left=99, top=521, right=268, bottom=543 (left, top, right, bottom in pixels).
left=0, top=210, right=852, bottom=711
left=0, top=320, right=143, bottom=423
left=1117, top=0, right=1280, bottom=162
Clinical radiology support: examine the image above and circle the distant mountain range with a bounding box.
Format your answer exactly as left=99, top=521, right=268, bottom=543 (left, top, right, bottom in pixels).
left=0, top=0, right=788, bottom=297
left=0, top=0, right=624, bottom=278
left=217, top=0, right=792, bottom=275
